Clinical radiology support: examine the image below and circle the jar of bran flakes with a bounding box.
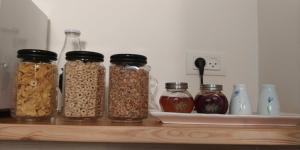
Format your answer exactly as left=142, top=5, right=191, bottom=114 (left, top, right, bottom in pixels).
left=108, top=54, right=149, bottom=123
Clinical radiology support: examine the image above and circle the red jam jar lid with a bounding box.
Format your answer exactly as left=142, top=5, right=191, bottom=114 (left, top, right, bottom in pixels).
left=200, top=84, right=223, bottom=91
left=165, top=82, right=188, bottom=90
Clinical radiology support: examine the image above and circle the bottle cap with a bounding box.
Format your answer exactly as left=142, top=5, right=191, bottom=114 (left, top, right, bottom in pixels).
left=200, top=84, right=223, bottom=90
left=165, top=82, right=188, bottom=90
left=110, top=54, right=147, bottom=66
left=66, top=51, right=104, bottom=62
left=17, top=49, right=57, bottom=61
left=64, top=29, right=81, bottom=34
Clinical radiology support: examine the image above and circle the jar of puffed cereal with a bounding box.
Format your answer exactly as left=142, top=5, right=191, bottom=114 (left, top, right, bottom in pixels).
left=14, top=49, right=57, bottom=121
left=108, top=54, right=149, bottom=123
left=63, top=51, right=105, bottom=120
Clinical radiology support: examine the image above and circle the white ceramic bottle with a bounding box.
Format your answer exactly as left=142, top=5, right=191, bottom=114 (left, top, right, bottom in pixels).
left=229, top=84, right=252, bottom=115
left=257, top=84, right=280, bottom=116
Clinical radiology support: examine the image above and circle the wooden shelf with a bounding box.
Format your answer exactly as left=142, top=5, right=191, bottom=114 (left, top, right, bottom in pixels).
left=0, top=116, right=300, bottom=145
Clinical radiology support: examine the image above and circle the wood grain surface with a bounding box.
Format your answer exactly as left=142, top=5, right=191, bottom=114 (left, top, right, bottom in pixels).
left=0, top=116, right=299, bottom=145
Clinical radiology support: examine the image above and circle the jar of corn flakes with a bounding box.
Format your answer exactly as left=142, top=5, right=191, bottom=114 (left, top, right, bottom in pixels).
left=14, top=49, right=57, bottom=121
left=63, top=51, right=105, bottom=120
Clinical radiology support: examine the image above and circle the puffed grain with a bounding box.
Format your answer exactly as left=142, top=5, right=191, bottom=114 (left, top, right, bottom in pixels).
left=108, top=65, right=149, bottom=121
left=63, top=60, right=105, bottom=119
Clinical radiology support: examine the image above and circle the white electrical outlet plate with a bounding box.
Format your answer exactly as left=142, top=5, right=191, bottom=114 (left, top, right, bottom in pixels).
left=186, top=52, right=226, bottom=76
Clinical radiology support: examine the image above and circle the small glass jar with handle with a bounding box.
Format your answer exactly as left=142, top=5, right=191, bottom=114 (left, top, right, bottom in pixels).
left=159, top=82, right=194, bottom=113
left=194, top=84, right=228, bottom=114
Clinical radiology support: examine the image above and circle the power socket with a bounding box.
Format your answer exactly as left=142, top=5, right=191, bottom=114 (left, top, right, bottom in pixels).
left=186, top=52, right=225, bottom=76
left=195, top=55, right=221, bottom=71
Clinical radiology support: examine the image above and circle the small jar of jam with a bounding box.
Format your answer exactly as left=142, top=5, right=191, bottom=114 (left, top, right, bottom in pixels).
left=195, top=84, right=228, bottom=114
left=159, top=82, right=194, bottom=113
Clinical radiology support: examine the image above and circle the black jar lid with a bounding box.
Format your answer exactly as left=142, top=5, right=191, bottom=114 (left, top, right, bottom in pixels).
left=200, top=84, right=223, bottom=91
left=66, top=51, right=104, bottom=62
left=110, top=54, right=147, bottom=66
left=17, top=49, right=57, bottom=61
left=166, top=82, right=188, bottom=90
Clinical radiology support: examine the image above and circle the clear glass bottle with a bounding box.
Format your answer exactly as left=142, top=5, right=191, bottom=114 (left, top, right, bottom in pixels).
left=14, top=49, right=57, bottom=121
left=108, top=54, right=150, bottom=123
left=159, top=82, right=194, bottom=113
left=194, top=84, right=228, bottom=114
left=57, top=29, right=82, bottom=113
left=63, top=51, right=105, bottom=120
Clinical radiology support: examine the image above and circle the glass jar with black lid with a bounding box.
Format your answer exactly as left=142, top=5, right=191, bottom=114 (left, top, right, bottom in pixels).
left=63, top=51, right=105, bottom=120
left=14, top=49, right=57, bottom=121
left=108, top=54, right=149, bottom=123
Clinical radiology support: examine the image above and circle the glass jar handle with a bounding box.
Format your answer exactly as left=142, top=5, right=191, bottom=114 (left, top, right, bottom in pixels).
left=0, top=62, right=8, bottom=69
left=149, top=75, right=160, bottom=112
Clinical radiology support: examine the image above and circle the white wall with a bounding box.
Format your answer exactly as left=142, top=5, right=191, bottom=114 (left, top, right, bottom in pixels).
left=258, top=0, right=300, bottom=113
left=32, top=0, right=259, bottom=110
